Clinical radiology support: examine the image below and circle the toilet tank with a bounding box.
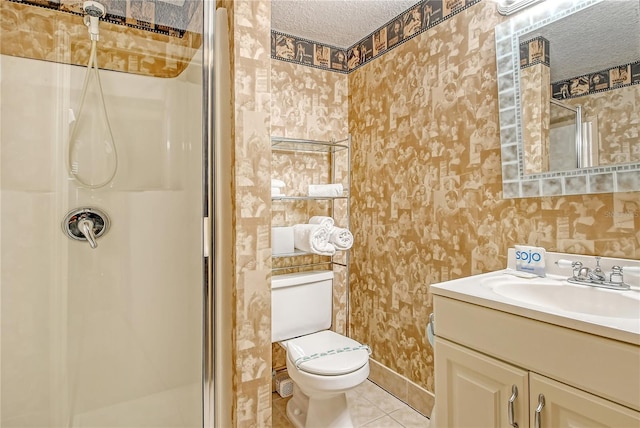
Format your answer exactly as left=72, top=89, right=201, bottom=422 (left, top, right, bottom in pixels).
left=271, top=270, right=333, bottom=343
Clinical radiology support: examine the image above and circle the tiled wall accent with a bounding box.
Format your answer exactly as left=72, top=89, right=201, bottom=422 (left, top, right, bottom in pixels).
left=552, top=61, right=640, bottom=100
left=348, top=0, right=640, bottom=399
left=6, top=0, right=199, bottom=37
left=0, top=0, right=201, bottom=78
left=224, top=0, right=273, bottom=426
left=271, top=0, right=481, bottom=74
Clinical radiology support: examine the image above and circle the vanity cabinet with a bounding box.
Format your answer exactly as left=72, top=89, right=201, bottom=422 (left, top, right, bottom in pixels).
left=529, top=372, right=640, bottom=427
left=433, top=296, right=640, bottom=428
left=436, top=338, right=528, bottom=427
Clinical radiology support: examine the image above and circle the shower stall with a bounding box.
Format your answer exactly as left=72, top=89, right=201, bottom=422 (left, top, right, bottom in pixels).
left=0, top=0, right=222, bottom=426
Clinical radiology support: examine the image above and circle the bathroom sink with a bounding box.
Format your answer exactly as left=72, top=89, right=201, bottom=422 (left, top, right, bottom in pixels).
left=481, top=276, right=640, bottom=319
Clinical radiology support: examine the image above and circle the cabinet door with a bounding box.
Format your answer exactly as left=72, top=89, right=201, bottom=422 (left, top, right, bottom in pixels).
left=530, top=373, right=640, bottom=428
left=435, top=337, right=529, bottom=428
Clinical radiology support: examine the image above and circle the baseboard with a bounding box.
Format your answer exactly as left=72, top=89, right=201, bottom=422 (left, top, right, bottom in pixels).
left=367, top=358, right=435, bottom=418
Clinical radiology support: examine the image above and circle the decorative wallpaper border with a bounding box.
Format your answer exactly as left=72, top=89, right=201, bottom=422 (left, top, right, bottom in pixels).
left=551, top=60, right=640, bottom=100
left=519, top=36, right=549, bottom=69
left=271, top=0, right=482, bottom=74
left=6, top=0, right=198, bottom=37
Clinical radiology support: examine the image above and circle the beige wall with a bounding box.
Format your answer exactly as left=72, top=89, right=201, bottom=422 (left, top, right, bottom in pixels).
left=220, top=0, right=274, bottom=426
left=347, top=0, right=640, bottom=397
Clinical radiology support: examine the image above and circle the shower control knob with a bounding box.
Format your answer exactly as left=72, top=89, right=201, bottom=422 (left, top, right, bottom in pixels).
left=62, top=207, right=110, bottom=249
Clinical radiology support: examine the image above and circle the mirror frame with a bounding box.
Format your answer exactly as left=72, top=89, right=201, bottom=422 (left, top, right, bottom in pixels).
left=495, top=0, right=640, bottom=198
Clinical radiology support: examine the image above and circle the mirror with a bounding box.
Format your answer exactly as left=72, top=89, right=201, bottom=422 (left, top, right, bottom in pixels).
left=495, top=0, right=640, bottom=198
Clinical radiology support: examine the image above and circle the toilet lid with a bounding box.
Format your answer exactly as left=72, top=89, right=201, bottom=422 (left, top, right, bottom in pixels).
left=285, top=330, right=370, bottom=376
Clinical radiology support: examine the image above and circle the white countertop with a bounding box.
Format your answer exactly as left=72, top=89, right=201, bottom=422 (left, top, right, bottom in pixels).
left=431, top=269, right=640, bottom=345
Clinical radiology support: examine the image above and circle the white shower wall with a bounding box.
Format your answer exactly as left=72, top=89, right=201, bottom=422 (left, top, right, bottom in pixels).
left=0, top=52, right=203, bottom=427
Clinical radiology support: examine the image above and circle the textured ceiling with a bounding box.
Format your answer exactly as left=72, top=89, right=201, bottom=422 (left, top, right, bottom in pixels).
left=271, top=0, right=420, bottom=48
left=272, top=0, right=640, bottom=82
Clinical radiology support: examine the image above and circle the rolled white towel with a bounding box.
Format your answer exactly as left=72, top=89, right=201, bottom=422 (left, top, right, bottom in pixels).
left=293, top=224, right=336, bottom=256
left=329, top=227, right=354, bottom=250
left=272, top=178, right=286, bottom=188
left=308, top=216, right=335, bottom=229
left=308, top=183, right=343, bottom=197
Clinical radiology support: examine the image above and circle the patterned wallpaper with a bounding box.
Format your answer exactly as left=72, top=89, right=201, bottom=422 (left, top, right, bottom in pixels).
left=223, top=0, right=273, bottom=426
left=552, top=60, right=640, bottom=100
left=270, top=60, right=350, bottom=371
left=6, top=0, right=199, bottom=37
left=521, top=63, right=550, bottom=174
left=271, top=0, right=482, bottom=74
left=558, top=84, right=640, bottom=167
left=0, top=0, right=201, bottom=78
left=347, top=0, right=640, bottom=396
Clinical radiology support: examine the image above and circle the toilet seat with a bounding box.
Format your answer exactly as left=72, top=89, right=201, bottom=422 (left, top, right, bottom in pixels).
left=285, top=330, right=370, bottom=376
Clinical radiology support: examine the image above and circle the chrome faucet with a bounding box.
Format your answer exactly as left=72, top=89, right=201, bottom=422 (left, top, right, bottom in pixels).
left=587, top=257, right=606, bottom=282
left=556, top=257, right=636, bottom=290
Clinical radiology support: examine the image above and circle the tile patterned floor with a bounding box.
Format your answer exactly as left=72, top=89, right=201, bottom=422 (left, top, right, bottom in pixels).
left=272, top=380, right=431, bottom=427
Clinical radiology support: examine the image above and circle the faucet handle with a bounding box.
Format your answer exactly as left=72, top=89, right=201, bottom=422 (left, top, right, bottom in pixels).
left=609, top=266, right=624, bottom=284
left=556, top=259, right=574, bottom=269
left=556, top=259, right=582, bottom=278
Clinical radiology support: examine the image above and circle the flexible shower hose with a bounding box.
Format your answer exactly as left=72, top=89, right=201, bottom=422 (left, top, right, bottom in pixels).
left=68, top=39, right=118, bottom=189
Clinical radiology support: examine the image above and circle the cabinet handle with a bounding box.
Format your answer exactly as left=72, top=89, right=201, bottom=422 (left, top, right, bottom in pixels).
left=508, top=384, right=518, bottom=428
left=534, top=394, right=545, bottom=428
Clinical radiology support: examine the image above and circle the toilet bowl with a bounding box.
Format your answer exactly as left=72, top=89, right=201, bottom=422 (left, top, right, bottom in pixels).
left=272, top=271, right=371, bottom=428
left=283, top=330, right=370, bottom=427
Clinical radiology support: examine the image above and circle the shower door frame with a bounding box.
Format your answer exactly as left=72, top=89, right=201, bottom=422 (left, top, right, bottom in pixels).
left=202, top=0, right=216, bottom=426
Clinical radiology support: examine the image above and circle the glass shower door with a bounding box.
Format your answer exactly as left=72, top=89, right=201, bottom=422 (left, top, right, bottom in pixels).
left=0, top=1, right=205, bottom=426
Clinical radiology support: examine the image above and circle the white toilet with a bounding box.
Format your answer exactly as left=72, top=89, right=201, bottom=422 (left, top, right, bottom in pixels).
left=272, top=270, right=371, bottom=428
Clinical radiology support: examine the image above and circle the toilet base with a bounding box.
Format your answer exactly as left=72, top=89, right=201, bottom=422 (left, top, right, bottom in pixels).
left=286, top=384, right=354, bottom=428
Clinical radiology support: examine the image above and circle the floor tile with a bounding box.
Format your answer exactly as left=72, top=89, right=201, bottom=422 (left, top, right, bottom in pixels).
left=361, top=415, right=405, bottom=427
left=388, top=405, right=431, bottom=428
left=347, top=394, right=387, bottom=427
left=271, top=379, right=431, bottom=428
left=358, top=381, right=407, bottom=414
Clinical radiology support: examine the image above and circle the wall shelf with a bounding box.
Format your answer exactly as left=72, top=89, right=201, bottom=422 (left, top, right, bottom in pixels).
left=272, top=195, right=348, bottom=201
left=271, top=136, right=349, bottom=153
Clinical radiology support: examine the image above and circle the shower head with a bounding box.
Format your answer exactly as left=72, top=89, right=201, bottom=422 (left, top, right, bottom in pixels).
left=83, top=1, right=106, bottom=17
left=83, top=1, right=106, bottom=41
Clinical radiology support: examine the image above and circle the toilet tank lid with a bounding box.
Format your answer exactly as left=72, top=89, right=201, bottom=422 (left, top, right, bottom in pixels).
left=272, top=270, right=334, bottom=289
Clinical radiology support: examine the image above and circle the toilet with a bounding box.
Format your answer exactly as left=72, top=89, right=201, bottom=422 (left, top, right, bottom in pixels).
left=272, top=270, right=370, bottom=428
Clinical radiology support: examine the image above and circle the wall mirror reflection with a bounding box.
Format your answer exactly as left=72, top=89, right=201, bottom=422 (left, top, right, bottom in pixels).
left=495, top=0, right=640, bottom=198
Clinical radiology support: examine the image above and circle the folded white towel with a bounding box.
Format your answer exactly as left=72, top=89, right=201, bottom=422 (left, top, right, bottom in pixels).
left=308, top=216, right=335, bottom=229
left=271, top=187, right=282, bottom=196
left=308, top=183, right=343, bottom=197
left=272, top=179, right=286, bottom=188
left=293, top=224, right=336, bottom=256
left=329, top=227, right=354, bottom=250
